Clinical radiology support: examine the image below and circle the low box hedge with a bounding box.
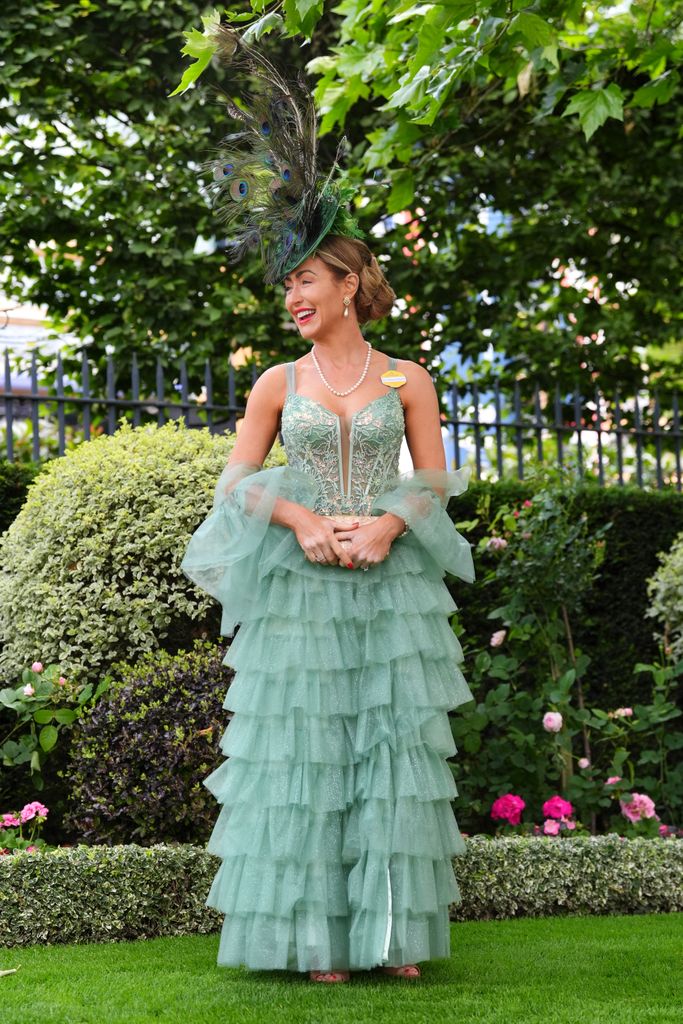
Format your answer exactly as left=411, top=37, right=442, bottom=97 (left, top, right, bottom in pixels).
left=0, top=836, right=680, bottom=948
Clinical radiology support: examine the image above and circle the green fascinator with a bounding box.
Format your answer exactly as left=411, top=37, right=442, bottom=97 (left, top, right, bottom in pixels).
left=202, top=24, right=365, bottom=285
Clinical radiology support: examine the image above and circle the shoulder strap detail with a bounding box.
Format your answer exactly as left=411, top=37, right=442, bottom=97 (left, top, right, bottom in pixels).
left=388, top=356, right=397, bottom=370
left=285, top=362, right=296, bottom=394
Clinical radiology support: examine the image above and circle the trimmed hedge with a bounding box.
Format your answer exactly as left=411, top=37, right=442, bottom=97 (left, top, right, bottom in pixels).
left=449, top=480, right=683, bottom=707
left=0, top=837, right=680, bottom=948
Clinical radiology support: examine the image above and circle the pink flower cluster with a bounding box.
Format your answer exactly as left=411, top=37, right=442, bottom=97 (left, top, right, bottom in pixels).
left=486, top=536, right=508, bottom=551
left=542, top=795, right=576, bottom=834
left=491, top=794, right=525, bottom=825
left=21, top=660, right=68, bottom=697
left=490, top=792, right=579, bottom=835
left=620, top=792, right=659, bottom=823
left=0, top=802, right=48, bottom=828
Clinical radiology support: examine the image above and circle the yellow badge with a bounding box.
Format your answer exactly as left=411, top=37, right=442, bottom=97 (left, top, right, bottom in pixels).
left=380, top=369, right=407, bottom=389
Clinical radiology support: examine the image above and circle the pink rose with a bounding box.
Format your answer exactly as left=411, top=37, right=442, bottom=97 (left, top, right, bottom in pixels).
left=490, top=629, right=507, bottom=648
left=523, top=500, right=533, bottom=508
left=20, top=801, right=49, bottom=823
left=578, top=757, right=590, bottom=769
left=543, top=795, right=574, bottom=819
left=31, top=661, right=43, bottom=673
left=543, top=819, right=561, bottom=835
left=563, top=818, right=576, bottom=830
left=620, top=793, right=657, bottom=823
left=491, top=794, right=526, bottom=825
left=659, top=824, right=668, bottom=836
left=58, top=676, right=67, bottom=686
left=543, top=711, right=563, bottom=733
left=606, top=776, right=622, bottom=785
left=1, top=814, right=21, bottom=828
left=614, top=707, right=633, bottom=718
left=23, top=683, right=35, bottom=697
left=26, top=845, right=37, bottom=853
left=486, top=536, right=508, bottom=551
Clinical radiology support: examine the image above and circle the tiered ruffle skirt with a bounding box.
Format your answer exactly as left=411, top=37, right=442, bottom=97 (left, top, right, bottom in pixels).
left=181, top=464, right=475, bottom=971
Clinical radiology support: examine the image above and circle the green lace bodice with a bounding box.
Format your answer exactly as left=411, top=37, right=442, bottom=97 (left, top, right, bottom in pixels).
left=280, top=358, right=406, bottom=516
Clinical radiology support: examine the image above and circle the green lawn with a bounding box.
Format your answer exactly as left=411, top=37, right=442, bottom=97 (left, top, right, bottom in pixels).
left=1, top=914, right=681, bottom=1024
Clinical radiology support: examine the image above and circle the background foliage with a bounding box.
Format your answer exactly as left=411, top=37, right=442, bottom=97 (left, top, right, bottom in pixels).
left=2, top=1, right=682, bottom=399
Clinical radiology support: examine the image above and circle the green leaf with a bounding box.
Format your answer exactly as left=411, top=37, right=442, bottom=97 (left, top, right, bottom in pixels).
left=562, top=84, right=624, bottom=141
left=631, top=71, right=679, bottom=109
left=54, top=708, right=78, bottom=724
left=295, top=0, right=321, bottom=18
left=168, top=9, right=220, bottom=98
left=387, top=3, right=434, bottom=25
left=463, top=731, right=482, bottom=753
left=387, top=168, right=415, bottom=214
left=511, top=12, right=557, bottom=48
left=39, top=724, right=59, bottom=752
left=242, top=12, right=284, bottom=43
left=379, top=65, right=431, bottom=112
left=33, top=709, right=55, bottom=724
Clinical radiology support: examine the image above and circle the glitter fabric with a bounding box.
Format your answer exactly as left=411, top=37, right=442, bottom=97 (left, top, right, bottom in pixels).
left=180, top=355, right=475, bottom=972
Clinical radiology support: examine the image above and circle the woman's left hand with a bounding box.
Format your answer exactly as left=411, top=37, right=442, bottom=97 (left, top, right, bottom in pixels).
left=332, top=515, right=405, bottom=570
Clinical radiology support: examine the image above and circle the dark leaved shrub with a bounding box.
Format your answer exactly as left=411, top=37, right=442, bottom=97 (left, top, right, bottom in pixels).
left=63, top=640, right=233, bottom=845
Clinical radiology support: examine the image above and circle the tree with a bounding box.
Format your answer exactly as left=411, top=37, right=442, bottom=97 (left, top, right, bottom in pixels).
left=174, top=1, right=683, bottom=393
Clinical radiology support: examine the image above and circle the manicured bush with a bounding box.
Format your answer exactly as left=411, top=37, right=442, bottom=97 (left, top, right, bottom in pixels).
left=0, top=419, right=286, bottom=683
left=0, top=836, right=680, bottom=947
left=62, top=640, right=232, bottom=845
left=646, top=527, right=683, bottom=661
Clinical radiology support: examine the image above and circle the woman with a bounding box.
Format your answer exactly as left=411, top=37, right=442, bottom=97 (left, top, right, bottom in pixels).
left=181, top=233, right=475, bottom=982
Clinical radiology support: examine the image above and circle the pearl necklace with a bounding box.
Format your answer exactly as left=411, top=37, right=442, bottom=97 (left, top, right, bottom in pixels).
left=310, top=341, right=372, bottom=396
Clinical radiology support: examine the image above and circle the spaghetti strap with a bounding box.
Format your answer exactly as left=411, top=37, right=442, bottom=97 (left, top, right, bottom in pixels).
left=284, top=361, right=296, bottom=394
left=388, top=356, right=397, bottom=370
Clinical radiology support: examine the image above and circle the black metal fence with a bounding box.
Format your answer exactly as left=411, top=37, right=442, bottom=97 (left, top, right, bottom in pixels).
left=2, top=347, right=682, bottom=491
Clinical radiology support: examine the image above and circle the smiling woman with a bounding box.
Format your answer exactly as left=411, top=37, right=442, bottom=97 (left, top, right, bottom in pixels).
left=178, top=20, right=476, bottom=987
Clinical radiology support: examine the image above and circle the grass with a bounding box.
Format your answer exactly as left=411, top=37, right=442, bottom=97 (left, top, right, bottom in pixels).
left=0, top=913, right=681, bottom=1024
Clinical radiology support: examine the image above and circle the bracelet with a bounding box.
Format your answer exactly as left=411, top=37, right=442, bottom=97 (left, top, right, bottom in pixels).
left=397, top=519, right=410, bottom=538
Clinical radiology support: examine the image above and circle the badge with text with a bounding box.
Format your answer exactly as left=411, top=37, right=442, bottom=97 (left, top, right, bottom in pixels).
left=380, top=369, right=407, bottom=388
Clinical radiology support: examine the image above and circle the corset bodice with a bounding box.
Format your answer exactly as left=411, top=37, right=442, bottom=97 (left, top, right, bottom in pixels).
left=280, top=359, right=406, bottom=515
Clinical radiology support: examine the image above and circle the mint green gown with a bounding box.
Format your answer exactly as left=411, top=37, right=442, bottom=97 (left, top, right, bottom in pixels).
left=181, top=356, right=475, bottom=972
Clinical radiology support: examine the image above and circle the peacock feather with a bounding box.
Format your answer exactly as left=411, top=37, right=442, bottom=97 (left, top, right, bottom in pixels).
left=200, top=23, right=364, bottom=285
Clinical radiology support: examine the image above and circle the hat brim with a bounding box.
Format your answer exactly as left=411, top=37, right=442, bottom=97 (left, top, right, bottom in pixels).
left=267, top=193, right=341, bottom=284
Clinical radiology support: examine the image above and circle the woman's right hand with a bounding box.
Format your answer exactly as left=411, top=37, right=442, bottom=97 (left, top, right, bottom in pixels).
left=292, top=509, right=358, bottom=568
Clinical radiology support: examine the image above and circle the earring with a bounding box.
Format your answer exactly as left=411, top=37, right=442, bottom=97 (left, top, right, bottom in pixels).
left=343, top=296, right=351, bottom=318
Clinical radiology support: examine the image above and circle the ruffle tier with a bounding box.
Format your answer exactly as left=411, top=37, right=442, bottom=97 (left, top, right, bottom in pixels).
left=181, top=463, right=475, bottom=972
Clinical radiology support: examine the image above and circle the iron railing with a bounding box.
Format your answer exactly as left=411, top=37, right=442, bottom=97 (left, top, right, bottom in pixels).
left=1, top=348, right=682, bottom=491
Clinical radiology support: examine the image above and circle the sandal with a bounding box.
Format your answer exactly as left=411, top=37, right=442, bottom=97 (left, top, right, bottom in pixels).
left=380, top=964, right=421, bottom=979
left=309, top=970, right=350, bottom=983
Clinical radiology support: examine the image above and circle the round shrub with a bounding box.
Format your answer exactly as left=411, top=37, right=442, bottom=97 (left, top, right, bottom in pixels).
left=62, top=640, right=233, bottom=845
left=0, top=419, right=286, bottom=682
left=647, top=529, right=683, bottom=659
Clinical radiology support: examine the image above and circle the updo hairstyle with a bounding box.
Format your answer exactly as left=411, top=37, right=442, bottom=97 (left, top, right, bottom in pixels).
left=313, top=235, right=396, bottom=325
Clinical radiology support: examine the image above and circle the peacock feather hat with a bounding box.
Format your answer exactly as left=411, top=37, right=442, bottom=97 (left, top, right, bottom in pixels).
left=201, top=23, right=364, bottom=285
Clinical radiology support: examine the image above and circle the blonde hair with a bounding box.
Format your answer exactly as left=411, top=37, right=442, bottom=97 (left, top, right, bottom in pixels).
left=313, top=235, right=396, bottom=325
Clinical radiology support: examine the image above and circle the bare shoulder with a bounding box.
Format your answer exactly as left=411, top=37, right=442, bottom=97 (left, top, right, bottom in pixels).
left=394, top=358, right=438, bottom=410
left=246, top=362, right=289, bottom=413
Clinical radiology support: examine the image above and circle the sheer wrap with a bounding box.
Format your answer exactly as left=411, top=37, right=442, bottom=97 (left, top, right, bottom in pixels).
left=181, top=461, right=474, bottom=636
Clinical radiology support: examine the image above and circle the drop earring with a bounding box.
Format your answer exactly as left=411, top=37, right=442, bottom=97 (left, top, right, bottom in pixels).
left=343, top=296, right=351, bottom=318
